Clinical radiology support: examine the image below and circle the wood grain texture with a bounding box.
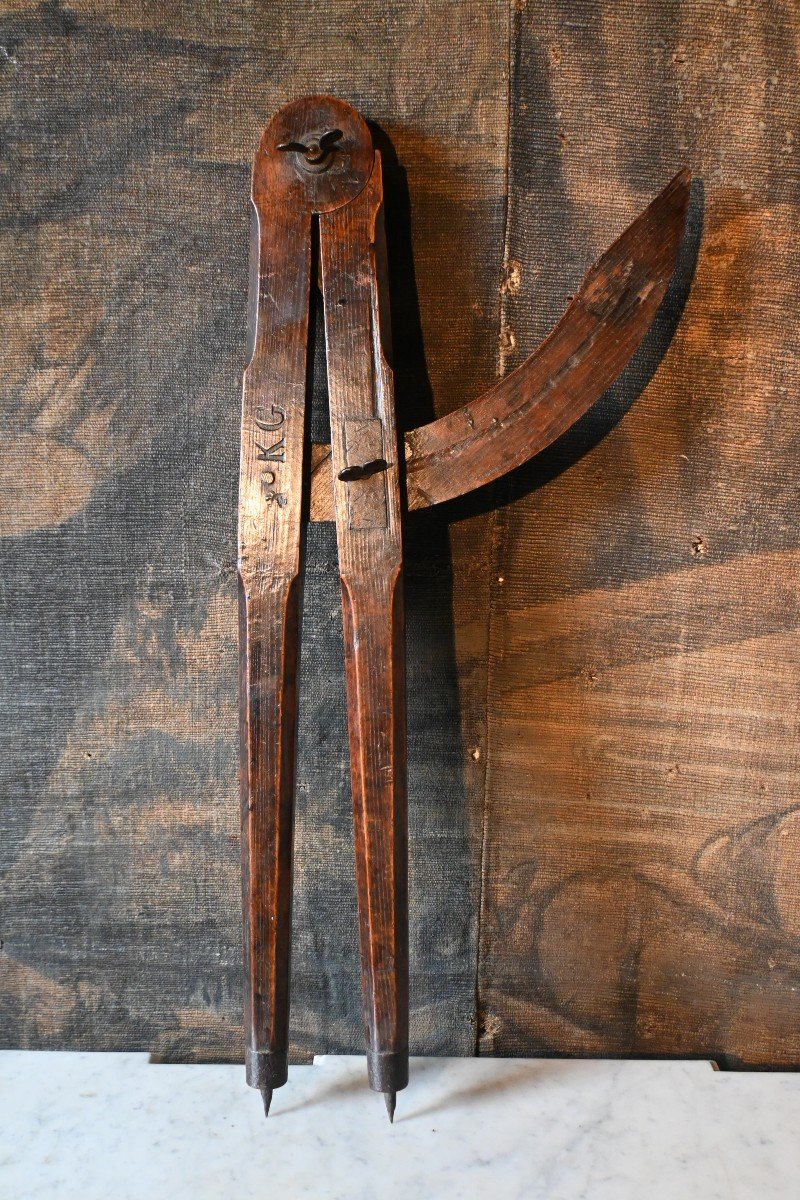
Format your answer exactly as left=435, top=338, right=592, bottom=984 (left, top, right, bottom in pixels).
left=238, top=93, right=387, bottom=1103
left=238, top=166, right=311, bottom=1093
left=321, top=158, right=409, bottom=1092
left=2, top=0, right=798, bottom=1069
left=475, top=0, right=800, bottom=1066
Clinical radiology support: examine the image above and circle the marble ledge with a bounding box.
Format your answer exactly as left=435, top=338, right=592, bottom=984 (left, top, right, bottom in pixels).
left=1, top=1051, right=798, bottom=1200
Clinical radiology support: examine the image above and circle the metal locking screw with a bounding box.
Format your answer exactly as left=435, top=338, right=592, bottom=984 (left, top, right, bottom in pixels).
left=277, top=127, right=343, bottom=173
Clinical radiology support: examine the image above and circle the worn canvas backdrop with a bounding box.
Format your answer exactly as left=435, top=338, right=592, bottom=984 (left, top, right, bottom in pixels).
left=2, top=1, right=798, bottom=1067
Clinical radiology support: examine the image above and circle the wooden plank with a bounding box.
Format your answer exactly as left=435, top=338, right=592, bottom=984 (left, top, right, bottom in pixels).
left=476, top=0, right=800, bottom=1065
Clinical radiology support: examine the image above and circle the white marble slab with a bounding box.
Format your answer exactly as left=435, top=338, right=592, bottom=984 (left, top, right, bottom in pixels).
left=1, top=1051, right=797, bottom=1199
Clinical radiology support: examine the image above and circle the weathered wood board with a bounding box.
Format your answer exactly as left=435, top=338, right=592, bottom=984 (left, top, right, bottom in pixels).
left=477, top=0, right=800, bottom=1067
left=1, top=0, right=798, bottom=1067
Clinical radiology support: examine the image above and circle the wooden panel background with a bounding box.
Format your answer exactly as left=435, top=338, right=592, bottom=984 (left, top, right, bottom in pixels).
left=1, top=0, right=798, bottom=1067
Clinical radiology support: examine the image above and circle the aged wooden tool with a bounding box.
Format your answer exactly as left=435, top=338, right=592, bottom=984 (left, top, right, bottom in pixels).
left=238, top=94, right=690, bottom=1121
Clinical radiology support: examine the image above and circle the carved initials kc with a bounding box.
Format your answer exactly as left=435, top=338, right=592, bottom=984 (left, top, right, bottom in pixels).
left=255, top=404, right=287, bottom=463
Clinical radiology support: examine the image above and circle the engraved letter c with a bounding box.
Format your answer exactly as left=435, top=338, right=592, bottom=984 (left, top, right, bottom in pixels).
left=255, top=404, right=286, bottom=432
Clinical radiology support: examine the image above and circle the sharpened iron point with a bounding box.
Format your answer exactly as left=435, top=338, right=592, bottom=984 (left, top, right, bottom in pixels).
left=384, top=1091, right=396, bottom=1123
left=261, top=1085, right=273, bottom=1118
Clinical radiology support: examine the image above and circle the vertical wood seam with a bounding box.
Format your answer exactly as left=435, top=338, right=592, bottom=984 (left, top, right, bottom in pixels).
left=473, top=0, right=519, bottom=1056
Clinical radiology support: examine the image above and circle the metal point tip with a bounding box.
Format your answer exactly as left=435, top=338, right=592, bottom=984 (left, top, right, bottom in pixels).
left=384, top=1091, right=396, bottom=1123
left=261, top=1085, right=273, bottom=1118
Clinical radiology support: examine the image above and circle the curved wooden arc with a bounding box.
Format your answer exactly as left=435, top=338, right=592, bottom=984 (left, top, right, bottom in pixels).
left=405, top=168, right=691, bottom=507
left=308, top=168, right=691, bottom=520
